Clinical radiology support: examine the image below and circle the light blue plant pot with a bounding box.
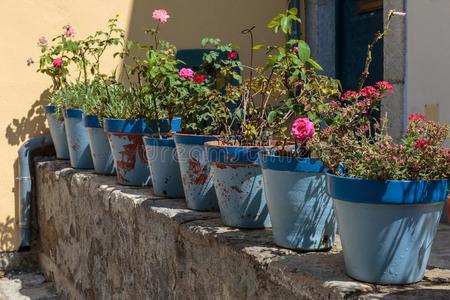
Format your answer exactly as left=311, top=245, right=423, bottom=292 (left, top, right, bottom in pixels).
left=105, top=118, right=181, bottom=186
left=105, top=119, right=151, bottom=186
left=173, top=134, right=219, bottom=211
left=327, top=174, right=448, bottom=284
left=260, top=154, right=336, bottom=250
left=143, top=137, right=184, bottom=198
left=206, top=142, right=271, bottom=228
left=63, top=109, right=93, bottom=169
left=45, top=105, right=69, bottom=159
left=84, top=115, right=115, bottom=175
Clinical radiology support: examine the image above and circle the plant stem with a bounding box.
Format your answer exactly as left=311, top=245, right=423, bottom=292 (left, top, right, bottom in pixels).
left=358, top=10, right=397, bottom=90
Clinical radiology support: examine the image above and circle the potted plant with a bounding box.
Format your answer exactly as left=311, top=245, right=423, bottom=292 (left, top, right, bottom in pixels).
left=307, top=9, right=447, bottom=285
left=32, top=31, right=71, bottom=159
left=49, top=82, right=94, bottom=169
left=105, top=9, right=180, bottom=186
left=201, top=12, right=309, bottom=228
left=257, top=7, right=342, bottom=248
left=32, top=17, right=124, bottom=169
left=173, top=38, right=242, bottom=210
left=312, top=99, right=449, bottom=284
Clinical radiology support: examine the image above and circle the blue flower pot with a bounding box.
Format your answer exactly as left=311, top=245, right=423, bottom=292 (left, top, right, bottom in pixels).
left=327, top=174, right=448, bottom=284
left=173, top=134, right=219, bottom=211
left=205, top=142, right=271, bottom=228
left=84, top=115, right=115, bottom=175
left=45, top=105, right=69, bottom=159
left=143, top=137, right=184, bottom=198
left=63, top=109, right=93, bottom=169
left=105, top=118, right=181, bottom=186
left=260, top=154, right=336, bottom=250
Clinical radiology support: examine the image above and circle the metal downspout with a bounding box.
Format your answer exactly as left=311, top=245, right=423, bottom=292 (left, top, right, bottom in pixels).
left=17, top=135, right=53, bottom=251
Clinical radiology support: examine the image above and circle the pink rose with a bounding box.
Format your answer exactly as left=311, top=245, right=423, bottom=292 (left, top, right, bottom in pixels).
left=227, top=51, right=238, bottom=60
left=63, top=25, right=76, bottom=38
left=293, top=46, right=299, bottom=53
left=53, top=57, right=63, bottom=68
left=375, top=81, right=393, bottom=93
left=291, top=117, right=315, bottom=142
left=179, top=68, right=194, bottom=80
left=152, top=9, right=170, bottom=23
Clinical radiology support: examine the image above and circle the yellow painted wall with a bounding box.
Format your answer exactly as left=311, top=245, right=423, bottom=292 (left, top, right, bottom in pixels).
left=0, top=0, right=287, bottom=251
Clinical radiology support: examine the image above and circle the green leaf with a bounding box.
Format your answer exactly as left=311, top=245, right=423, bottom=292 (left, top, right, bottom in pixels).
left=280, top=16, right=292, bottom=34
left=253, top=44, right=265, bottom=50
left=268, top=111, right=277, bottom=124
left=306, top=58, right=323, bottom=71
left=298, top=40, right=310, bottom=63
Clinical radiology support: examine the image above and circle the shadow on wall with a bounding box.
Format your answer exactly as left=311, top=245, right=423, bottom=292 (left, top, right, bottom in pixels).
left=3, top=89, right=50, bottom=251
left=0, top=216, right=15, bottom=252
left=5, top=89, right=50, bottom=146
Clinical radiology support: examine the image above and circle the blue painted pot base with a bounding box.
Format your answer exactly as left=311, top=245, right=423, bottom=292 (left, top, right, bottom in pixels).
left=261, top=167, right=335, bottom=250
left=334, top=200, right=444, bottom=284
left=212, top=163, right=271, bottom=229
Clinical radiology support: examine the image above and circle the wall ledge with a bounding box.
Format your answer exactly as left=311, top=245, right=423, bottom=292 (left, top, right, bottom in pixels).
left=36, top=160, right=450, bottom=299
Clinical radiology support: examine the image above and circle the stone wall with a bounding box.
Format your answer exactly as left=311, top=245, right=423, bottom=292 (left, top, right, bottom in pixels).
left=36, top=160, right=450, bottom=299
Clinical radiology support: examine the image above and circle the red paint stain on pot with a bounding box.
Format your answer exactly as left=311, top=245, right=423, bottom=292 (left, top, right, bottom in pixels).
left=231, top=186, right=243, bottom=193
left=113, top=134, right=147, bottom=181
left=188, top=158, right=208, bottom=185
left=215, top=162, right=240, bottom=169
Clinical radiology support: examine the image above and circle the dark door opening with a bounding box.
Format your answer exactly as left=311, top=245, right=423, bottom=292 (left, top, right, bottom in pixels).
left=337, top=0, right=384, bottom=91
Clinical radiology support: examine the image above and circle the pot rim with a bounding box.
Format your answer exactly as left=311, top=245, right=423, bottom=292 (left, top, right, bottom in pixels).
left=259, top=153, right=326, bottom=173
left=327, top=173, right=448, bottom=204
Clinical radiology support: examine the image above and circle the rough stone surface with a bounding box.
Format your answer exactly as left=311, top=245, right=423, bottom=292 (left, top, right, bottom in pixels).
left=0, top=271, right=59, bottom=299
left=36, top=160, right=450, bottom=300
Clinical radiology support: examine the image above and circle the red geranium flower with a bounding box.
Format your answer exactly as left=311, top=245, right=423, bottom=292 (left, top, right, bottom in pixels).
left=413, top=139, right=431, bottom=150
left=360, top=86, right=381, bottom=98
left=375, top=81, right=393, bottom=93
left=341, top=90, right=358, bottom=101
left=408, top=113, right=426, bottom=123
left=193, top=74, right=206, bottom=84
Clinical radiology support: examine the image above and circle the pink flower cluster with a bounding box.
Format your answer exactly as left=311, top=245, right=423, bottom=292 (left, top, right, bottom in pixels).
left=63, top=25, right=76, bottom=38
left=152, top=9, right=170, bottom=23
left=291, top=118, right=315, bottom=142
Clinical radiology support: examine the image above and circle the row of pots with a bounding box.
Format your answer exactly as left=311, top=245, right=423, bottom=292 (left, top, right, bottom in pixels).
left=45, top=106, right=448, bottom=285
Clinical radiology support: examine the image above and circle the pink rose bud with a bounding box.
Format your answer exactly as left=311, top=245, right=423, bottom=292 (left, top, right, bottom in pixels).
left=53, top=57, right=63, bottom=68
left=227, top=51, right=238, bottom=60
